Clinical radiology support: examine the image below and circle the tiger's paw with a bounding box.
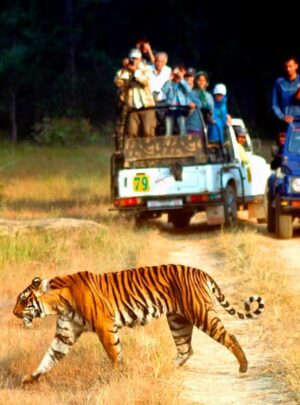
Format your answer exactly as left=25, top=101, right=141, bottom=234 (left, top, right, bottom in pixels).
left=22, top=373, right=40, bottom=385
left=175, top=348, right=194, bottom=367
left=239, top=362, right=248, bottom=373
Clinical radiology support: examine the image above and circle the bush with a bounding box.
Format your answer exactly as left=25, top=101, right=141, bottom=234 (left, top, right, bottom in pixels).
left=32, top=116, right=102, bottom=146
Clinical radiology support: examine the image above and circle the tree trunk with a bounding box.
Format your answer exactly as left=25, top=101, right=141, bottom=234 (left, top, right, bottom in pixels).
left=64, top=0, right=77, bottom=111
left=10, top=92, right=17, bottom=143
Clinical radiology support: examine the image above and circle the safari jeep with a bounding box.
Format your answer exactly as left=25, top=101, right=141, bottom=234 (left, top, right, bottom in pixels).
left=267, top=119, right=300, bottom=239
left=111, top=107, right=271, bottom=228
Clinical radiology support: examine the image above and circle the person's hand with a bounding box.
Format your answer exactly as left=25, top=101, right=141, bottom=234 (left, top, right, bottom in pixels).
left=171, top=69, right=183, bottom=81
left=142, top=42, right=151, bottom=54
left=188, top=102, right=196, bottom=109
left=283, top=115, right=294, bottom=124
left=226, top=114, right=232, bottom=125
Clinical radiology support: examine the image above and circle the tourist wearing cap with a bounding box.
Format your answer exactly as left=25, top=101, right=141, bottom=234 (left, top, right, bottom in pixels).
left=114, top=48, right=156, bottom=138
left=236, top=127, right=250, bottom=165
left=184, top=67, right=196, bottom=89
left=207, top=83, right=229, bottom=144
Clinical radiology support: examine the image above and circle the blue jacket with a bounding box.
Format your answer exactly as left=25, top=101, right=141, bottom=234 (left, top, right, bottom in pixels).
left=272, top=75, right=300, bottom=120
left=161, top=79, right=193, bottom=106
left=186, top=90, right=204, bottom=133
left=208, top=95, right=227, bottom=143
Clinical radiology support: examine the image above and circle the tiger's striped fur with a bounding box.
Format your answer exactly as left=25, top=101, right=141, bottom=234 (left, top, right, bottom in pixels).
left=13, top=264, right=264, bottom=383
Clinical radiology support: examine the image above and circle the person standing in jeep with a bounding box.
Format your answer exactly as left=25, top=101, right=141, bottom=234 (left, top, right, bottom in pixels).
left=114, top=48, right=156, bottom=138
left=272, top=56, right=300, bottom=132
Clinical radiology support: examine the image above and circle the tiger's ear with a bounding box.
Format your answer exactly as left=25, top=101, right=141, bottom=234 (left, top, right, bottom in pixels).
left=31, top=277, right=49, bottom=294
left=31, top=277, right=42, bottom=289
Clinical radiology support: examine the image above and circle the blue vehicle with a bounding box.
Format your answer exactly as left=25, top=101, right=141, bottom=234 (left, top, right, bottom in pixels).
left=267, top=119, right=300, bottom=238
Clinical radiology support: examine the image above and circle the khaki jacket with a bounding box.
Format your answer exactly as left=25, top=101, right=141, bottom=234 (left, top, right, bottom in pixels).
left=114, top=62, right=155, bottom=109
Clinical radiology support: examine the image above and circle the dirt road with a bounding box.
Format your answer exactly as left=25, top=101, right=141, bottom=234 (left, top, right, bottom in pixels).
left=1, top=216, right=299, bottom=404
left=147, top=215, right=300, bottom=405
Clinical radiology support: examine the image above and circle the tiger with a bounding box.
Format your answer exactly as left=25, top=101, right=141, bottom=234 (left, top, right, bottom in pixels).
left=13, top=264, right=265, bottom=384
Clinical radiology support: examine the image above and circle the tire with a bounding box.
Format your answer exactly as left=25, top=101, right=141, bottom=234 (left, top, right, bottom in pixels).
left=169, top=211, right=192, bottom=228
left=267, top=201, right=276, bottom=232
left=135, top=212, right=150, bottom=227
left=223, top=185, right=237, bottom=227
left=275, top=195, right=293, bottom=239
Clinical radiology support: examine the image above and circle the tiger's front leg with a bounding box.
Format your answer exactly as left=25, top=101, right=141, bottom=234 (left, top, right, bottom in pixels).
left=22, top=314, right=83, bottom=384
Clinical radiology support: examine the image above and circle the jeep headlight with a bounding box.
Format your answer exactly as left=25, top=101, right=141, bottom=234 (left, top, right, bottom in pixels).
left=290, top=177, right=300, bottom=193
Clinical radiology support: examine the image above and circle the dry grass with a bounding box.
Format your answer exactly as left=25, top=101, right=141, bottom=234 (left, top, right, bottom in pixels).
left=0, top=223, right=181, bottom=404
left=216, top=227, right=300, bottom=397
left=0, top=144, right=180, bottom=404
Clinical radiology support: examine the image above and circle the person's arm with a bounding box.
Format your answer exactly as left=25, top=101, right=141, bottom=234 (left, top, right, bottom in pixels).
left=132, top=64, right=153, bottom=88
left=114, top=69, right=130, bottom=88
left=161, top=80, right=171, bottom=101
left=272, top=80, right=285, bottom=120
left=206, top=92, right=214, bottom=113
left=179, top=78, right=193, bottom=94
left=142, top=42, right=155, bottom=64
left=189, top=91, right=202, bottom=108
left=294, top=87, right=300, bottom=102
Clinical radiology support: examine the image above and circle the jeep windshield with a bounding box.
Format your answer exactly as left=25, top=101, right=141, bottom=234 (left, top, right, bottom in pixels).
left=287, top=128, right=300, bottom=155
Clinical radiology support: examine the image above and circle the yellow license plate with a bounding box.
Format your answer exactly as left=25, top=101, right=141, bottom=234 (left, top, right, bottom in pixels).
left=133, top=173, right=150, bottom=192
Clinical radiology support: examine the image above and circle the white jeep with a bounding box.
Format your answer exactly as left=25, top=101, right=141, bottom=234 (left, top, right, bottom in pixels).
left=111, top=108, right=271, bottom=228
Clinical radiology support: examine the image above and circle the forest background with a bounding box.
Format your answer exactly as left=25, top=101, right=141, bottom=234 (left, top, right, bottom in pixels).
left=1, top=0, right=299, bottom=143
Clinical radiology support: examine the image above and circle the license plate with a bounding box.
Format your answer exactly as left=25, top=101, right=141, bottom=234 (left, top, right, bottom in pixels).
left=133, top=173, right=150, bottom=192
left=147, top=199, right=183, bottom=208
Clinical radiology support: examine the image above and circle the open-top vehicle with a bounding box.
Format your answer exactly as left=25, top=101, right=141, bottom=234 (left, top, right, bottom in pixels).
left=111, top=107, right=270, bottom=228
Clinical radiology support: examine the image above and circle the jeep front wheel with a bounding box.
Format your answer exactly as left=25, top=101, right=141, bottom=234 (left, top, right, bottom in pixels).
left=275, top=196, right=293, bottom=239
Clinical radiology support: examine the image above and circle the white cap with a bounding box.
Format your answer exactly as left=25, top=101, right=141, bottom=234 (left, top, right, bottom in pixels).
left=128, top=48, right=142, bottom=59
left=213, top=83, right=227, bottom=95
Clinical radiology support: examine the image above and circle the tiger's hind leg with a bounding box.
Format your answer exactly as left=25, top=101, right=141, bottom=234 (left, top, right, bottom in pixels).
left=167, top=313, right=194, bottom=366
left=201, top=309, right=248, bottom=373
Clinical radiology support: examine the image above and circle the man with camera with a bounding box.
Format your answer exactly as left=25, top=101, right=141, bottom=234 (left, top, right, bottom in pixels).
left=114, top=48, right=156, bottom=138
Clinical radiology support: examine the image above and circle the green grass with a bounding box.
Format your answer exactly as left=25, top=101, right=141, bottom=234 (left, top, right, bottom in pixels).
left=0, top=144, right=112, bottom=220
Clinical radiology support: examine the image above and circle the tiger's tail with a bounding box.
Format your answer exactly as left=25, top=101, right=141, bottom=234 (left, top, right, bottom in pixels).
left=207, top=274, right=265, bottom=319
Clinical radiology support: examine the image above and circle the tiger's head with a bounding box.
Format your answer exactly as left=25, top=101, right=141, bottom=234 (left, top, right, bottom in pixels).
left=13, top=277, right=49, bottom=328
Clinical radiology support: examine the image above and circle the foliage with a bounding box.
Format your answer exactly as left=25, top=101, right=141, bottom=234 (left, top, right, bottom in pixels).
left=0, top=1, right=298, bottom=140
left=32, top=116, right=102, bottom=145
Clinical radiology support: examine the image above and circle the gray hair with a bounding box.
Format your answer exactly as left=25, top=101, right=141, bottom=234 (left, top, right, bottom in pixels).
left=155, top=52, right=168, bottom=63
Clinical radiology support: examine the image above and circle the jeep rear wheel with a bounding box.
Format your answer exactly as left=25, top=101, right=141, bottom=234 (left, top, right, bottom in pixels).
left=169, top=211, right=192, bottom=228
left=275, top=196, right=293, bottom=239
left=267, top=201, right=276, bottom=232
left=224, top=185, right=237, bottom=227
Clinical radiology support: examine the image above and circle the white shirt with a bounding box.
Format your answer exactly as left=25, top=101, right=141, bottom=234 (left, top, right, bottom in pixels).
left=149, top=65, right=172, bottom=98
